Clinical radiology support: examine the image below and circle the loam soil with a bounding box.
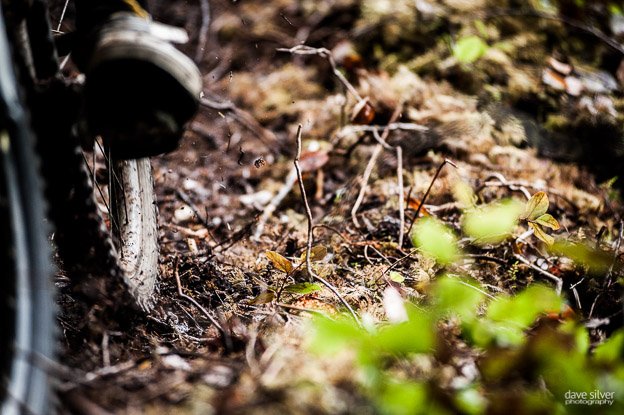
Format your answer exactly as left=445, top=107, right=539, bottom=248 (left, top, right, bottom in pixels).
left=50, top=0, right=624, bottom=413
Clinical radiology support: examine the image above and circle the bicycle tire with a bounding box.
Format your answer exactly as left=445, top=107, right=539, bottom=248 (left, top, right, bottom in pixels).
left=109, top=157, right=159, bottom=311
left=0, top=5, right=55, bottom=415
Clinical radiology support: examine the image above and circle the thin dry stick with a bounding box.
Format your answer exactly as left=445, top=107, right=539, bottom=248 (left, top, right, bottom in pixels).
left=513, top=253, right=563, bottom=294
left=406, top=158, right=457, bottom=237
left=481, top=172, right=531, bottom=200
left=276, top=302, right=327, bottom=316
left=374, top=250, right=417, bottom=284
left=195, top=0, right=211, bottom=62
left=55, top=0, right=70, bottom=32
left=277, top=45, right=362, bottom=101
left=456, top=279, right=496, bottom=300
left=173, top=258, right=225, bottom=334
left=293, top=125, right=361, bottom=325
left=351, top=104, right=403, bottom=227
left=175, top=189, right=219, bottom=244
left=337, top=123, right=428, bottom=137
left=396, top=146, right=405, bottom=246
left=253, top=167, right=298, bottom=240
left=351, top=144, right=383, bottom=228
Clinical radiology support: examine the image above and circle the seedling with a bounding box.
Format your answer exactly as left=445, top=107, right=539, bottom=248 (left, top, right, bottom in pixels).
left=519, top=191, right=560, bottom=245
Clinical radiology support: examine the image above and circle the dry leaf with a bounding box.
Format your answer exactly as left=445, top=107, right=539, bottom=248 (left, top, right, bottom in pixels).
left=249, top=291, right=275, bottom=305
left=533, top=213, right=560, bottom=230
left=522, top=191, right=549, bottom=220
left=299, top=151, right=329, bottom=172
left=300, top=245, right=328, bottom=262
left=265, top=251, right=293, bottom=273
left=529, top=222, right=554, bottom=245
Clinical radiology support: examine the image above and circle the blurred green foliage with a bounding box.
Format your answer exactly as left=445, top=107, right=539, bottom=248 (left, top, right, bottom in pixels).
left=309, top=276, right=624, bottom=414
left=411, top=217, right=460, bottom=265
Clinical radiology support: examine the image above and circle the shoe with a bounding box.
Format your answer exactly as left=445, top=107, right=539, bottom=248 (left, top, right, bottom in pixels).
left=83, top=12, right=202, bottom=159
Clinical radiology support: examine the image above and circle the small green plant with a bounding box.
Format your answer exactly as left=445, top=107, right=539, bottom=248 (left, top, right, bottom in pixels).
left=251, top=248, right=328, bottom=303
left=453, top=35, right=489, bottom=64
left=519, top=191, right=560, bottom=245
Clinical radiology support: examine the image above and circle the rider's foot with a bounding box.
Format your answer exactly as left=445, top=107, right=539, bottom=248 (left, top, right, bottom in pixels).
left=81, top=12, right=202, bottom=159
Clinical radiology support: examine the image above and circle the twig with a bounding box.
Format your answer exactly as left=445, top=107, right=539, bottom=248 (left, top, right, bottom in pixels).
left=351, top=143, right=383, bottom=227
left=363, top=245, right=376, bottom=266
left=337, top=123, right=428, bottom=137
left=406, top=158, right=457, bottom=237
left=479, top=172, right=531, bottom=200
left=312, top=224, right=351, bottom=244
left=101, top=332, right=110, bottom=368
left=195, top=0, right=211, bottom=63
left=253, top=168, right=297, bottom=240
left=213, top=217, right=258, bottom=253
left=456, top=279, right=496, bottom=300
left=588, top=293, right=602, bottom=319
left=351, top=104, right=404, bottom=227
left=276, top=302, right=327, bottom=316
left=173, top=258, right=225, bottom=335
left=396, top=146, right=405, bottom=246
left=56, top=0, right=70, bottom=32
left=463, top=253, right=508, bottom=267
left=175, top=189, right=219, bottom=244
left=513, top=253, right=563, bottom=294
left=293, top=125, right=361, bottom=325
left=277, top=45, right=362, bottom=101
left=371, top=129, right=393, bottom=150
left=375, top=250, right=417, bottom=284
left=476, top=174, right=578, bottom=211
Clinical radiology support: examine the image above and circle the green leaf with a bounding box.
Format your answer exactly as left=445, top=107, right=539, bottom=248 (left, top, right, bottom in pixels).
left=389, top=271, right=405, bottom=283
left=487, top=285, right=563, bottom=329
left=265, top=250, right=293, bottom=273
left=453, top=35, right=489, bottom=64
left=533, top=213, right=560, bottom=230
left=521, top=191, right=549, bottom=220
left=550, top=240, right=613, bottom=274
left=469, top=320, right=525, bottom=347
left=528, top=222, right=554, bottom=245
left=376, top=380, right=427, bottom=415
left=431, top=276, right=485, bottom=321
left=249, top=291, right=275, bottom=305
left=594, top=330, right=624, bottom=365
left=283, top=282, right=322, bottom=295
left=455, top=388, right=487, bottom=415
left=308, top=315, right=369, bottom=355
left=300, top=245, right=328, bottom=262
left=411, top=217, right=459, bottom=265
left=374, top=308, right=434, bottom=354
left=462, top=199, right=522, bottom=245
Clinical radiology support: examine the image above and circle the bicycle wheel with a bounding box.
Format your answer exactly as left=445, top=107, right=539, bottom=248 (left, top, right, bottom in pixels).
left=0, top=8, right=55, bottom=415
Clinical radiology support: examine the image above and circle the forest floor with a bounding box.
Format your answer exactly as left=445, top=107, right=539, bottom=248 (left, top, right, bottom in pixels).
left=51, top=1, right=624, bottom=414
